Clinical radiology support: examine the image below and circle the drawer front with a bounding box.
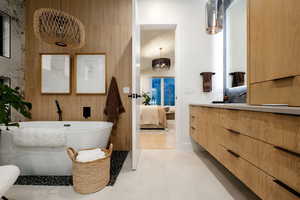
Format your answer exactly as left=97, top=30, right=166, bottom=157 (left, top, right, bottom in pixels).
left=190, top=106, right=221, bottom=150
left=250, top=78, right=293, bottom=105
left=190, top=106, right=200, bottom=141
left=206, top=125, right=221, bottom=157
left=190, top=126, right=198, bottom=142
left=190, top=106, right=199, bottom=118
left=190, top=107, right=207, bottom=148
left=204, top=107, right=221, bottom=125
left=290, top=76, right=300, bottom=106
left=237, top=110, right=300, bottom=154
left=219, top=109, right=241, bottom=130
left=216, top=145, right=299, bottom=200
left=190, top=118, right=198, bottom=131
left=218, top=127, right=300, bottom=193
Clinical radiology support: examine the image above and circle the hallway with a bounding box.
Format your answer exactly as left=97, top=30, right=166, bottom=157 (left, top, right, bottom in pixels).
left=139, top=120, right=176, bottom=149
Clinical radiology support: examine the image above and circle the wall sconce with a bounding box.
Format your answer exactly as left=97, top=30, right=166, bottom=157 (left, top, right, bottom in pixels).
left=200, top=72, right=215, bottom=92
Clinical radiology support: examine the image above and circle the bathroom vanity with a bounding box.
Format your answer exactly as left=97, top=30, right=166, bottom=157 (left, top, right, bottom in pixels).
left=190, top=104, right=300, bottom=200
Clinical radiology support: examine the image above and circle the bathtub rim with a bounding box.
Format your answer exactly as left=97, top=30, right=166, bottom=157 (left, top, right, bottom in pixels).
left=0, top=121, right=113, bottom=133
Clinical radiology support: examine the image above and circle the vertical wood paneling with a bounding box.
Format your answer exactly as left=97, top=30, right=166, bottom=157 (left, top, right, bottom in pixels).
left=249, top=0, right=300, bottom=83
left=25, top=0, right=132, bottom=150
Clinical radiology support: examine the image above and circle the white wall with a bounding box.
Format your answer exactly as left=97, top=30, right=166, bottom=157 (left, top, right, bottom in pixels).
left=138, top=0, right=224, bottom=150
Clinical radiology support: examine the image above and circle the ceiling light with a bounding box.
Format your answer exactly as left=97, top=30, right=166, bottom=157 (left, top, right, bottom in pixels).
left=152, top=48, right=171, bottom=71
left=33, top=6, right=85, bottom=49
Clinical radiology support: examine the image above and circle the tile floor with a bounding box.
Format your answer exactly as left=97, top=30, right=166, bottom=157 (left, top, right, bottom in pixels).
left=6, top=149, right=260, bottom=200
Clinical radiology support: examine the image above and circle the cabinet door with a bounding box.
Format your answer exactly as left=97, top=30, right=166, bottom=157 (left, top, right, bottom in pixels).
left=249, top=0, right=300, bottom=83
left=249, top=76, right=300, bottom=106
left=249, top=77, right=294, bottom=105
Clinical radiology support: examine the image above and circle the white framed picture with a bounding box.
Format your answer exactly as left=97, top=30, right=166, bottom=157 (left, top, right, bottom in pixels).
left=41, top=54, right=71, bottom=94
left=75, top=53, right=106, bottom=94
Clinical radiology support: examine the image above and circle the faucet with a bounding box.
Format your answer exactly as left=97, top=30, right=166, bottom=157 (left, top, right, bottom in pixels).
left=55, top=100, right=63, bottom=121
left=239, top=91, right=247, bottom=97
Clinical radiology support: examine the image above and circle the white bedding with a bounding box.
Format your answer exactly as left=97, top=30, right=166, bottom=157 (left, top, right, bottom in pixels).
left=140, top=105, right=167, bottom=128
left=140, top=105, right=160, bottom=125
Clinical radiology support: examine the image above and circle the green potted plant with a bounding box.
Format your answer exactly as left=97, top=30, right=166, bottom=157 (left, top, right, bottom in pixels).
left=0, top=83, right=32, bottom=129
left=142, top=92, right=151, bottom=105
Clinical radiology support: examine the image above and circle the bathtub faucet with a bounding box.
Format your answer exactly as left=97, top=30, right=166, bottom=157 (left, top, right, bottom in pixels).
left=55, top=100, right=63, bottom=121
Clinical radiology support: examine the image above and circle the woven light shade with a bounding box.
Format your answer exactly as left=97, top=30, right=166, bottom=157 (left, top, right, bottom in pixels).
left=33, top=8, right=85, bottom=49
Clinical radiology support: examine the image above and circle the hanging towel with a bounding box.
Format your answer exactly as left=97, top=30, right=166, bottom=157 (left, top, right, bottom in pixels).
left=230, top=72, right=246, bottom=87
left=104, top=77, right=125, bottom=126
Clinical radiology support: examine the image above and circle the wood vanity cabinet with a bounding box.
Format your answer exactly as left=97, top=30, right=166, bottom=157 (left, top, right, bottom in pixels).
left=248, top=0, right=300, bottom=106
left=190, top=105, right=300, bottom=200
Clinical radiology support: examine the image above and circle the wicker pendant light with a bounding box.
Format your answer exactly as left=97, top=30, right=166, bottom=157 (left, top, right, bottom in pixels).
left=33, top=2, right=85, bottom=49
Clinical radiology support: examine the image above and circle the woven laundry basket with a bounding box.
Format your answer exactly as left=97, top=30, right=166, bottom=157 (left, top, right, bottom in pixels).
left=67, top=144, right=113, bottom=194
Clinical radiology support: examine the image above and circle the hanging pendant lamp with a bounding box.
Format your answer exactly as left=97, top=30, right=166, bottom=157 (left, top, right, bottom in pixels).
left=152, top=48, right=171, bottom=71
left=33, top=2, right=85, bottom=49
left=206, top=0, right=224, bottom=35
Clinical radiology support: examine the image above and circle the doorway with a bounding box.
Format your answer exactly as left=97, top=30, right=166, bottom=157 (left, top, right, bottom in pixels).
left=139, top=25, right=176, bottom=150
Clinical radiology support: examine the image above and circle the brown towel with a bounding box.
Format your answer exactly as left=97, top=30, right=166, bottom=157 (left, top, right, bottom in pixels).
left=104, top=77, right=125, bottom=126
left=200, top=72, right=215, bottom=92
left=230, top=72, right=246, bottom=87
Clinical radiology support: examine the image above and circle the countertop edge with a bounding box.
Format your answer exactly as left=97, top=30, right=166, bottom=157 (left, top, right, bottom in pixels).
left=189, top=103, right=300, bottom=116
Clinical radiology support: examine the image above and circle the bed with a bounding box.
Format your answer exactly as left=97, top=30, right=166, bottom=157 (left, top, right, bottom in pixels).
left=140, top=105, right=167, bottom=129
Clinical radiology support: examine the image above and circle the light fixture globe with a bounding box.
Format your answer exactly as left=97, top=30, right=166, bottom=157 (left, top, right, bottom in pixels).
left=33, top=8, right=85, bottom=49
left=152, top=48, right=171, bottom=71
left=152, top=58, right=171, bottom=70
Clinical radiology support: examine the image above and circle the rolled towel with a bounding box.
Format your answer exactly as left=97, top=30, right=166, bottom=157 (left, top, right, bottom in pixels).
left=76, top=148, right=106, bottom=162
left=13, top=127, right=66, bottom=148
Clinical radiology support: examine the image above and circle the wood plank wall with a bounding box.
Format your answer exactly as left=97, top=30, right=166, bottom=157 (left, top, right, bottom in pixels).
left=25, top=0, right=132, bottom=150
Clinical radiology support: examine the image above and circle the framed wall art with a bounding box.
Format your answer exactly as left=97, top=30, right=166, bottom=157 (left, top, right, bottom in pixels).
left=75, top=53, right=106, bottom=94
left=41, top=54, right=71, bottom=94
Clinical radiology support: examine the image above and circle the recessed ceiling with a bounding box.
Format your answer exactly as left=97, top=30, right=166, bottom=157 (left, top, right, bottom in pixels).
left=141, top=28, right=175, bottom=70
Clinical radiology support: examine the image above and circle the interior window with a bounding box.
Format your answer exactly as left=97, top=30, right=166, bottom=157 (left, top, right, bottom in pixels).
left=164, top=78, right=175, bottom=106
left=151, top=77, right=175, bottom=106
left=151, top=78, right=162, bottom=105
left=0, top=11, right=11, bottom=58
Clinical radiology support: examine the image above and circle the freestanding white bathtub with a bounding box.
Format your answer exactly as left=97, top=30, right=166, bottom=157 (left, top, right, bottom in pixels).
left=0, top=121, right=113, bottom=176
